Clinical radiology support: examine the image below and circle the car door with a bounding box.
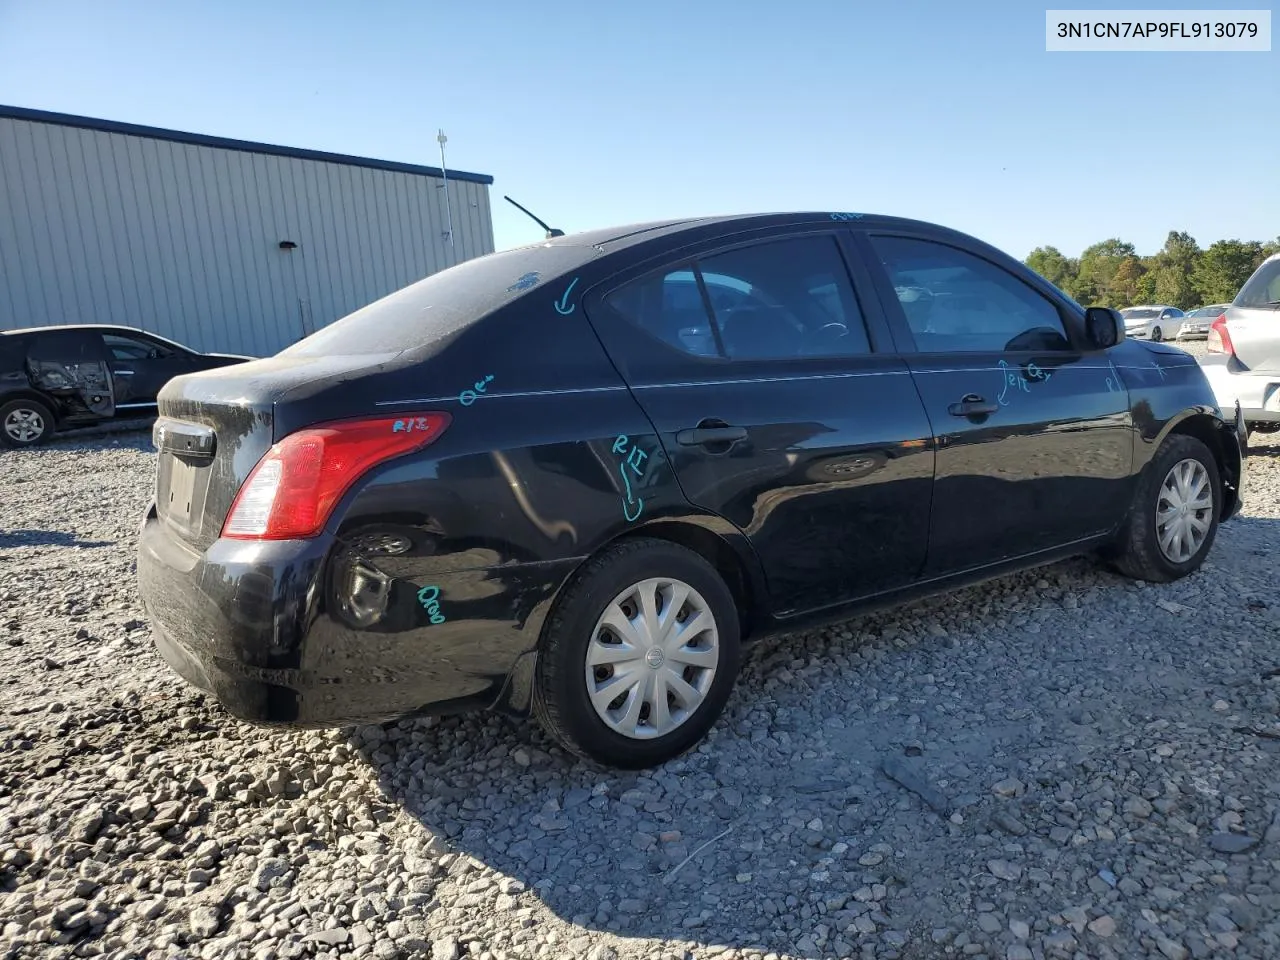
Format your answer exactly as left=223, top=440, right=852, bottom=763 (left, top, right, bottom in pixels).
left=98, top=331, right=194, bottom=408
left=854, top=230, right=1133, bottom=577
left=23, top=330, right=116, bottom=418
left=583, top=227, right=935, bottom=617
left=1159, top=308, right=1184, bottom=340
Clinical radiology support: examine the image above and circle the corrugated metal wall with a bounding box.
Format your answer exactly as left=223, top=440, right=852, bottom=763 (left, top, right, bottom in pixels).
left=0, top=113, right=495, bottom=356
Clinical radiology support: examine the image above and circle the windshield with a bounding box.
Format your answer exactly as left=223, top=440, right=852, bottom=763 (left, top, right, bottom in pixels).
left=1234, top=258, right=1280, bottom=309
left=1121, top=308, right=1158, bottom=319
left=279, top=242, right=601, bottom=357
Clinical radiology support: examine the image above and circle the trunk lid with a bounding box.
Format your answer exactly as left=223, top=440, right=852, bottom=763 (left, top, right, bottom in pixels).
left=153, top=352, right=400, bottom=550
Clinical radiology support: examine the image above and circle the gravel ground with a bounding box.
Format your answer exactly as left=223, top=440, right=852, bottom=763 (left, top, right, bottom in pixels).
left=3, top=394, right=1279, bottom=960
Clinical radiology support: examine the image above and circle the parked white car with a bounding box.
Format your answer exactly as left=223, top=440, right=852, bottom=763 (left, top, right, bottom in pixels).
left=1176, top=304, right=1230, bottom=341
left=1198, top=253, right=1280, bottom=437
left=1120, top=305, right=1185, bottom=342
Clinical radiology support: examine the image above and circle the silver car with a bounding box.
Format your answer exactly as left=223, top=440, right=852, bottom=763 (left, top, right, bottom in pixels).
left=1120, top=304, right=1185, bottom=342
left=1176, top=303, right=1231, bottom=341
left=1198, top=253, right=1280, bottom=436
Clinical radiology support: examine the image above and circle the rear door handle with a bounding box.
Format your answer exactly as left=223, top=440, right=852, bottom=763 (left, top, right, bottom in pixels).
left=676, top=425, right=748, bottom=446
left=948, top=394, right=999, bottom=417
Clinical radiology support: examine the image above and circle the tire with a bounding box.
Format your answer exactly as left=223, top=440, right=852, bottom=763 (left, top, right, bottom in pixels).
left=1110, top=434, right=1221, bottom=583
left=0, top=398, right=55, bottom=448
left=1151, top=326, right=1163, bottom=342
left=533, top=538, right=741, bottom=768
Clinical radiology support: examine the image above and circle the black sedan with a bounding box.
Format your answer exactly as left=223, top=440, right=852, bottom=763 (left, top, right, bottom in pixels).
left=137, top=213, right=1247, bottom=769
left=0, top=324, right=252, bottom=447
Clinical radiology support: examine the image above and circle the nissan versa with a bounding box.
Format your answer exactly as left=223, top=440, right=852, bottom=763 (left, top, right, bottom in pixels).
left=137, top=213, right=1247, bottom=769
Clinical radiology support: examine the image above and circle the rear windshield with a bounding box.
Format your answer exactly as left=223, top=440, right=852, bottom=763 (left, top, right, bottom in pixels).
left=1234, top=259, right=1280, bottom=309
left=279, top=243, right=602, bottom=358
left=1121, top=308, right=1158, bottom=319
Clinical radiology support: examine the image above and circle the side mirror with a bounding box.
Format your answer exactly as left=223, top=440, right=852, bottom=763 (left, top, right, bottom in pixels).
left=1084, top=306, right=1124, bottom=350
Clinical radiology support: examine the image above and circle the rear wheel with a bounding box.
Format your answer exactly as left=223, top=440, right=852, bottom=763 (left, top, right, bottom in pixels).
left=1110, top=435, right=1221, bottom=583
left=0, top=399, right=54, bottom=448
left=533, top=538, right=741, bottom=768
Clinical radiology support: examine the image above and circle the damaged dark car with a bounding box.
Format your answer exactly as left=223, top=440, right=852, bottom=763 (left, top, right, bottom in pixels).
left=0, top=325, right=252, bottom=448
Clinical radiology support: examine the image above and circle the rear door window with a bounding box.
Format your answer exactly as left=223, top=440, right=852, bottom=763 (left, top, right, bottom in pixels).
left=869, top=236, right=1072, bottom=353
left=605, top=234, right=874, bottom=361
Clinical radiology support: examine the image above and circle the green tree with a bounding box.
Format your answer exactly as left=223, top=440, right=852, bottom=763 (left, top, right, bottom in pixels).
left=1259, top=236, right=1280, bottom=261
left=1193, top=240, right=1264, bottom=304
left=1110, top=256, right=1147, bottom=306
left=1134, top=269, right=1158, bottom=305
left=1025, top=246, right=1077, bottom=292
left=1146, top=231, right=1201, bottom=309
left=1075, top=239, right=1138, bottom=307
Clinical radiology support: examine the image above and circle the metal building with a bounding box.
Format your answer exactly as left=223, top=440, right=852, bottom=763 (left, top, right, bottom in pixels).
left=0, top=105, right=496, bottom=357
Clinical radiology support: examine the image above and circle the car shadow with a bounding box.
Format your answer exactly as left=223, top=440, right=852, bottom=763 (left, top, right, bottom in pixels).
left=0, top=529, right=115, bottom=549
left=345, top=514, right=1280, bottom=955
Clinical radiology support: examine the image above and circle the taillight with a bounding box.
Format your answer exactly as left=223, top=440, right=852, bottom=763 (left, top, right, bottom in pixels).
left=222, top=414, right=450, bottom=540
left=1207, top=317, right=1234, bottom=356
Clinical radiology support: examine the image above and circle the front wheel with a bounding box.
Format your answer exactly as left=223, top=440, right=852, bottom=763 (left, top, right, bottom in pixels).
left=1151, top=326, right=1164, bottom=342
left=1109, top=435, right=1221, bottom=583
left=1, top=398, right=55, bottom=448
left=533, top=538, right=741, bottom=768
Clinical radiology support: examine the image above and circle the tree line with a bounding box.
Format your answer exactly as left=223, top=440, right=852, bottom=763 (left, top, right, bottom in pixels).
left=1025, top=232, right=1280, bottom=310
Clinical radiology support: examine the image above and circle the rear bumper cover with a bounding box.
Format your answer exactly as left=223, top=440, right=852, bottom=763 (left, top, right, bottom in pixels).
left=1199, top=358, right=1280, bottom=425
left=137, top=503, right=580, bottom=726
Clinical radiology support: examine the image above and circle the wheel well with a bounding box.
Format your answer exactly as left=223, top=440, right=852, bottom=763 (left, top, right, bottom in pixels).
left=0, top=391, right=59, bottom=421
left=615, top=521, right=758, bottom=639
left=1166, top=413, right=1240, bottom=519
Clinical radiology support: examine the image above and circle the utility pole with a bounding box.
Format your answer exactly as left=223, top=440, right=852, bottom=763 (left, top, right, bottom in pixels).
left=437, top=129, right=455, bottom=250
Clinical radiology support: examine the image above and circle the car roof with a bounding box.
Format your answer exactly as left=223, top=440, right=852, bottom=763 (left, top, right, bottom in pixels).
left=1, top=323, right=158, bottom=337
left=526, top=211, right=999, bottom=254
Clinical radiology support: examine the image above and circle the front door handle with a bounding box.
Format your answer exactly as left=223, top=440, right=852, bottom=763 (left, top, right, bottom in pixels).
left=948, top=394, right=999, bottom=417
left=676, top=422, right=748, bottom=446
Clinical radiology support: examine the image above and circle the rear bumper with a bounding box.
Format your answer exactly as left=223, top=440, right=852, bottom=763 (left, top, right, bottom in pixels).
left=137, top=502, right=579, bottom=726
left=1198, top=357, right=1280, bottom=425
left=1228, top=401, right=1247, bottom=521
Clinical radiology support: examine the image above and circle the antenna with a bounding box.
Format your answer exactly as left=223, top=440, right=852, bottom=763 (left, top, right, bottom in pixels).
left=504, top=195, right=564, bottom=239
left=437, top=129, right=455, bottom=249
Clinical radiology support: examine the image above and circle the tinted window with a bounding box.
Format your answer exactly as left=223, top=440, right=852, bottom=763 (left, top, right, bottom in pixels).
left=606, top=265, right=718, bottom=358
left=103, top=334, right=174, bottom=361
left=871, top=236, right=1071, bottom=352
left=699, top=237, right=871, bottom=359
left=607, top=235, right=873, bottom=361
left=281, top=243, right=602, bottom=358
left=1235, top=259, right=1280, bottom=309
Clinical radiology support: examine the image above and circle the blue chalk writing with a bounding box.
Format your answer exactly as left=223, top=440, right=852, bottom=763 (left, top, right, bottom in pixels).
left=507, top=272, right=541, bottom=292
left=829, top=212, right=864, bottom=221
left=997, top=359, right=1054, bottom=406
left=458, top=374, right=494, bottom=407
left=625, top=446, right=649, bottom=477
left=393, top=416, right=433, bottom=433
left=1105, top=377, right=1117, bottom=393
left=1152, top=361, right=1167, bottom=381
left=997, top=359, right=1030, bottom=406
left=417, top=585, right=446, bottom=625
left=554, top=277, right=581, bottom=316
left=610, top=435, right=651, bottom=522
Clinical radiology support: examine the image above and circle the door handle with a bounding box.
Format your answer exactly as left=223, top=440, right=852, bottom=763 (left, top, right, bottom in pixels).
left=676, top=423, right=748, bottom=446
left=948, top=394, right=999, bottom=417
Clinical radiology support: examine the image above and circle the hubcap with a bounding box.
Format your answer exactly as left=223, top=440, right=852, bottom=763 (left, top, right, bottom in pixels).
left=584, top=577, right=719, bottom=740
left=3, top=408, right=44, bottom=443
left=1156, top=458, right=1213, bottom=564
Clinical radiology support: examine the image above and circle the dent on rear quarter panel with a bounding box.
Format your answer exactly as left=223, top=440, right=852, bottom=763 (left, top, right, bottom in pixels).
left=309, top=285, right=699, bottom=712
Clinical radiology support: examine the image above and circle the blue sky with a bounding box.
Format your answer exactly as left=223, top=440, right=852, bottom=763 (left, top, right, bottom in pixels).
left=1, top=0, right=1275, bottom=259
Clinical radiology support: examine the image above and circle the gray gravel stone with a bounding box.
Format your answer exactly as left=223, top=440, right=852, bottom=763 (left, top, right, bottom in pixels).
left=2, top=415, right=1280, bottom=960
